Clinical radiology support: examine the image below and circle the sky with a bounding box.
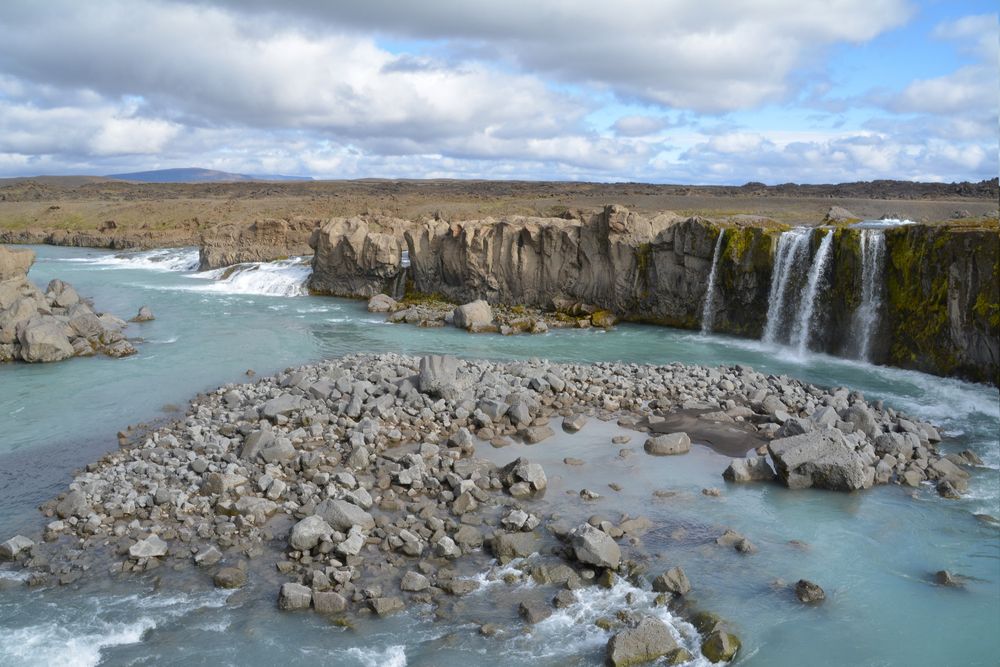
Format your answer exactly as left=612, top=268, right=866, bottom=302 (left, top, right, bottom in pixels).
left=0, top=0, right=996, bottom=184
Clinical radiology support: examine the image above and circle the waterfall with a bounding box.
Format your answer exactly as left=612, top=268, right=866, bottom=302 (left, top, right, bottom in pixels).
left=790, top=229, right=834, bottom=355
left=700, top=229, right=726, bottom=334
left=762, top=228, right=811, bottom=343
left=852, top=229, right=886, bottom=361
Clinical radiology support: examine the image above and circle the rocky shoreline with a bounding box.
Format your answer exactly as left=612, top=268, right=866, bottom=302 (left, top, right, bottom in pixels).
left=1, top=352, right=979, bottom=664
left=0, top=245, right=148, bottom=363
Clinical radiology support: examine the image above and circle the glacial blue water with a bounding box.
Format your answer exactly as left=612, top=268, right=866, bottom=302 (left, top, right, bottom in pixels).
left=0, top=245, right=997, bottom=666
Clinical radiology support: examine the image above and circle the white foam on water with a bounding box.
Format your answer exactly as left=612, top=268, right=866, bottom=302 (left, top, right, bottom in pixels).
left=499, top=578, right=709, bottom=665
left=850, top=218, right=917, bottom=229
left=182, top=258, right=312, bottom=296
left=61, top=248, right=200, bottom=272
left=0, top=617, right=156, bottom=667
left=345, top=644, right=407, bottom=667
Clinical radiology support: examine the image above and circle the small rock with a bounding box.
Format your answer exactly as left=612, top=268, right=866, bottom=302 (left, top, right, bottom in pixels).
left=651, top=567, right=691, bottom=596
left=519, top=599, right=552, bottom=624
left=701, top=630, right=741, bottom=662
left=129, top=534, right=168, bottom=559
left=130, top=305, right=155, bottom=322
left=795, top=579, right=825, bottom=603
left=278, top=582, right=312, bottom=610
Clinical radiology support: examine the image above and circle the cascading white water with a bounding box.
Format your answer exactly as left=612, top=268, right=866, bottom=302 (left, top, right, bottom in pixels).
left=700, top=229, right=726, bottom=334
left=790, top=229, right=834, bottom=355
left=852, top=229, right=886, bottom=361
left=188, top=258, right=313, bottom=296
left=762, top=228, right=811, bottom=344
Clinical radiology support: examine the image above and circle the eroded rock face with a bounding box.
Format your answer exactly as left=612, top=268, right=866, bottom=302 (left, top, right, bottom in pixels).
left=308, top=207, right=775, bottom=335
left=308, top=216, right=408, bottom=297
left=198, top=218, right=320, bottom=270
left=0, top=246, right=35, bottom=282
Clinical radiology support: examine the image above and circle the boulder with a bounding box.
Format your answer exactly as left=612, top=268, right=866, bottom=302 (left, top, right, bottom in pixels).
left=261, top=394, right=303, bottom=420
left=768, top=429, right=871, bottom=491
left=607, top=617, right=678, bottom=667
left=562, top=413, right=588, bottom=432
left=55, top=489, right=90, bottom=519
left=130, top=305, right=155, bottom=322
left=129, top=534, right=168, bottom=559
left=278, top=582, right=312, bottom=610
left=214, top=567, right=247, bottom=589
left=0, top=535, right=34, bottom=560
left=315, top=498, right=375, bottom=532
left=290, top=515, right=333, bottom=552
left=367, top=293, right=397, bottom=312
left=370, top=596, right=405, bottom=617
left=0, top=297, right=38, bottom=344
left=418, top=354, right=461, bottom=398
left=519, top=599, right=552, bottom=624
left=651, top=567, right=691, bottom=596
left=572, top=524, right=621, bottom=569
left=722, top=456, right=775, bottom=483
left=400, top=571, right=430, bottom=592
left=17, top=317, right=74, bottom=362
left=453, top=299, right=493, bottom=330
left=701, top=630, right=741, bottom=662
left=823, top=206, right=858, bottom=223
left=313, top=591, right=347, bottom=614
left=644, top=433, right=691, bottom=456
left=522, top=424, right=555, bottom=444
left=795, top=579, right=825, bottom=603
left=492, top=531, right=540, bottom=564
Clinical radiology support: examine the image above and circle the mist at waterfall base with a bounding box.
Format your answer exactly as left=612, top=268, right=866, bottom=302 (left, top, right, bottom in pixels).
left=0, top=245, right=997, bottom=667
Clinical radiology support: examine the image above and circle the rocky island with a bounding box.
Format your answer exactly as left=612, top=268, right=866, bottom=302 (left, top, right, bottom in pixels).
left=1, top=351, right=977, bottom=665
left=0, top=245, right=146, bottom=362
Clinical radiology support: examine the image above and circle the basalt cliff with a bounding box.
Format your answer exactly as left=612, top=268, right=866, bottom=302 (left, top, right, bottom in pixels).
left=308, top=206, right=999, bottom=384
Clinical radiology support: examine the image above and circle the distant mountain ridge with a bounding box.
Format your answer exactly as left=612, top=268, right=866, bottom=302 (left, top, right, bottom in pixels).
left=106, top=168, right=311, bottom=183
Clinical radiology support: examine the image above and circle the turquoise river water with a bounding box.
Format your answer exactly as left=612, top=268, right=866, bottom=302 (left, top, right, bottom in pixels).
left=0, top=245, right=997, bottom=666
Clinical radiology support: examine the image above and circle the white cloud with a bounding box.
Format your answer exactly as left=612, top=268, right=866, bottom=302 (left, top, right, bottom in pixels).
left=613, top=115, right=670, bottom=137
left=91, top=117, right=180, bottom=155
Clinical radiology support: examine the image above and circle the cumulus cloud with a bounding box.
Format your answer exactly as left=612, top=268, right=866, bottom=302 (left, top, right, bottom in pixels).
left=0, top=1, right=993, bottom=183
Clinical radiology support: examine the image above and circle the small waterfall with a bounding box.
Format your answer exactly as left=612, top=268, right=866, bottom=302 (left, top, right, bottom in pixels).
left=790, top=229, right=834, bottom=355
left=389, top=250, right=411, bottom=300
left=852, top=229, right=886, bottom=361
left=700, top=229, right=726, bottom=334
left=190, top=257, right=312, bottom=296
left=762, top=228, right=811, bottom=343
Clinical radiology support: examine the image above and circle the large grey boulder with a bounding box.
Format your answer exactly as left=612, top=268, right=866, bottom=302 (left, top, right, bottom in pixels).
left=0, top=296, right=37, bottom=344
left=55, top=489, right=90, bottom=519
left=768, top=428, right=871, bottom=491
left=18, top=317, right=74, bottom=362
left=289, top=515, right=333, bottom=552
left=644, top=433, right=691, bottom=456
left=261, top=394, right=303, bottom=420
left=723, top=456, right=776, bottom=483
left=607, top=617, right=678, bottom=667
left=0, top=535, right=34, bottom=560
left=572, top=524, right=621, bottom=569
left=46, top=279, right=80, bottom=308
left=367, top=293, right=396, bottom=312
left=130, top=305, right=155, bottom=322
left=651, top=566, right=691, bottom=596
left=418, top=354, right=461, bottom=398
left=315, top=498, right=375, bottom=532
left=129, top=534, right=168, bottom=559
left=453, top=299, right=493, bottom=330
left=67, top=304, right=103, bottom=339
left=278, top=582, right=312, bottom=610
left=492, top=531, right=540, bottom=564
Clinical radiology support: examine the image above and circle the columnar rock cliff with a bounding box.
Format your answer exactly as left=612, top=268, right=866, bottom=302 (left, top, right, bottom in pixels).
left=308, top=207, right=999, bottom=384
